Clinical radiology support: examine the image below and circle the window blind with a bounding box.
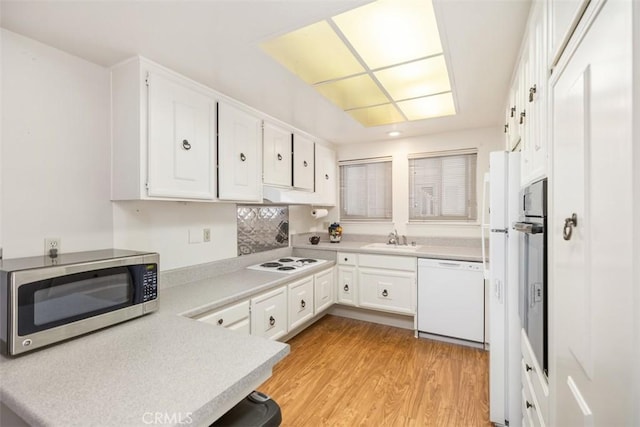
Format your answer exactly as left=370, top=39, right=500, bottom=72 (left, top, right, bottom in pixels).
left=340, top=159, right=392, bottom=221
left=409, top=152, right=477, bottom=221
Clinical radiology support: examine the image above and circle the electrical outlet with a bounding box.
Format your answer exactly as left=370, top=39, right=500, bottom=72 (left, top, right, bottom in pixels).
left=44, top=237, right=61, bottom=256
left=203, top=228, right=211, bottom=242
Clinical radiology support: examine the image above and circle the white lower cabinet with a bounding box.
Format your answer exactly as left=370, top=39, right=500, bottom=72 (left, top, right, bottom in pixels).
left=521, top=329, right=548, bottom=426
left=337, top=266, right=357, bottom=306
left=357, top=254, right=416, bottom=315
left=251, top=286, right=287, bottom=340
left=314, top=268, right=335, bottom=313
left=196, top=300, right=250, bottom=336
left=287, top=277, right=314, bottom=330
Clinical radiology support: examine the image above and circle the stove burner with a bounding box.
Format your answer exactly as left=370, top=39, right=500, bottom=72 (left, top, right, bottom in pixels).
left=278, top=266, right=296, bottom=271
left=279, top=258, right=294, bottom=263
left=297, top=258, right=318, bottom=264
left=261, top=262, right=282, bottom=268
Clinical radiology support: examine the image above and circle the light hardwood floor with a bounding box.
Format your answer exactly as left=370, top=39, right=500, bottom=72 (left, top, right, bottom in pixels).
left=260, top=315, right=490, bottom=427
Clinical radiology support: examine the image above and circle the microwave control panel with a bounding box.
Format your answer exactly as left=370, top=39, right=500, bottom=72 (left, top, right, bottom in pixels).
left=142, top=264, right=158, bottom=302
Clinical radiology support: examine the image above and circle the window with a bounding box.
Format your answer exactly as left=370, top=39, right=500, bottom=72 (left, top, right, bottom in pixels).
left=339, top=158, right=392, bottom=221
left=409, top=150, right=477, bottom=221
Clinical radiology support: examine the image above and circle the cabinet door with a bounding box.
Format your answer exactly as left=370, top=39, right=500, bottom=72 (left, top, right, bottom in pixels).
left=552, top=2, right=632, bottom=425
left=314, top=144, right=336, bottom=206
left=337, top=266, right=357, bottom=306
left=288, top=277, right=314, bottom=330
left=218, top=101, right=263, bottom=201
left=147, top=71, right=216, bottom=199
left=358, top=268, right=415, bottom=315
left=292, top=134, right=314, bottom=191
left=507, top=75, right=522, bottom=150
left=251, top=287, right=287, bottom=340
left=314, top=268, right=335, bottom=313
left=263, top=122, right=292, bottom=187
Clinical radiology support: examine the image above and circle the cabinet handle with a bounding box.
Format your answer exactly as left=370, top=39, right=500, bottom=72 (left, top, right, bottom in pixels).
left=240, top=153, right=246, bottom=162
left=510, top=106, right=516, bottom=118
left=325, top=174, right=329, bottom=180
left=529, top=84, right=537, bottom=103
left=525, top=364, right=533, bottom=372
left=504, top=124, right=509, bottom=133
left=303, top=160, right=308, bottom=167
left=382, top=289, right=388, bottom=297
left=300, top=299, right=306, bottom=309
left=563, top=213, right=578, bottom=241
left=520, top=111, right=526, bottom=125
left=217, top=318, right=224, bottom=325
left=269, top=316, right=276, bottom=326
left=343, top=284, right=349, bottom=292
left=277, top=153, right=282, bottom=161
left=182, top=139, right=191, bottom=150
left=526, top=401, right=534, bottom=410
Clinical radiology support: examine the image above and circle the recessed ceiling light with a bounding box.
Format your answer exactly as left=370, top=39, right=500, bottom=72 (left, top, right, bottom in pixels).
left=260, top=0, right=455, bottom=127
left=388, top=131, right=402, bottom=137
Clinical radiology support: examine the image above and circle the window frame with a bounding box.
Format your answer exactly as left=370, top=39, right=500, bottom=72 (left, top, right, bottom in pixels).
left=408, top=149, right=478, bottom=222
left=339, top=157, right=393, bottom=222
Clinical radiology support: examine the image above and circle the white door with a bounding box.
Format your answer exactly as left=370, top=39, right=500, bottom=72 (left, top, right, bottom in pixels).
left=315, top=144, right=337, bottom=206
left=292, top=134, right=314, bottom=191
left=263, top=122, right=292, bottom=187
left=218, top=101, right=262, bottom=201
left=147, top=71, right=216, bottom=199
left=551, top=1, right=633, bottom=425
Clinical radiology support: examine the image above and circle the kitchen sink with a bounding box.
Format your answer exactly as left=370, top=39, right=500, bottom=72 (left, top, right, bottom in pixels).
left=361, top=242, right=421, bottom=251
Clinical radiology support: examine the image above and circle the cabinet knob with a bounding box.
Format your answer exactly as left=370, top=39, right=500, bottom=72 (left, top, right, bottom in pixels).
left=303, top=160, right=308, bottom=167
left=526, top=401, right=534, bottom=410
left=519, top=111, right=526, bottom=125
left=529, top=84, right=537, bottom=103
left=344, top=257, right=348, bottom=262
left=240, top=152, right=246, bottom=162
left=182, top=139, right=191, bottom=150
left=325, top=174, right=329, bottom=180
left=217, top=318, right=224, bottom=325
left=277, top=153, right=282, bottom=161
left=525, top=363, right=533, bottom=372
left=382, top=289, right=389, bottom=297
left=269, top=316, right=276, bottom=326
left=300, top=299, right=306, bottom=309
left=343, top=284, right=349, bottom=292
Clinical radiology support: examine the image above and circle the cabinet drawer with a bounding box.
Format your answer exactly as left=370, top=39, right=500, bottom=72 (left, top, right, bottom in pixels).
left=359, top=254, right=416, bottom=271
left=197, top=300, right=250, bottom=329
left=337, top=252, right=357, bottom=266
left=521, top=330, right=549, bottom=420
left=288, top=276, right=314, bottom=330
left=251, top=286, right=288, bottom=340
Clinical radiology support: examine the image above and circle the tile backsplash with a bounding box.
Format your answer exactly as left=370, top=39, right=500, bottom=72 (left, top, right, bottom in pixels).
left=237, top=206, right=289, bottom=256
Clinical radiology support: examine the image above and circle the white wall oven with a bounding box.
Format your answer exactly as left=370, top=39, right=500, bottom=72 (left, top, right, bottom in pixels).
left=514, top=179, right=548, bottom=377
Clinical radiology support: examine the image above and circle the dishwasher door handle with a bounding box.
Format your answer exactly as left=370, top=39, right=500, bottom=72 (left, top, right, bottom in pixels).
left=438, top=261, right=462, bottom=268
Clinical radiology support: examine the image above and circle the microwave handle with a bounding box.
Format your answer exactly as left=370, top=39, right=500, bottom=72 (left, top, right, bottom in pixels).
left=513, top=222, right=544, bottom=234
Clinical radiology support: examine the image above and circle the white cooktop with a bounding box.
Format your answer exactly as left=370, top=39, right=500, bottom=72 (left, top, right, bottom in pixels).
left=247, top=257, right=327, bottom=274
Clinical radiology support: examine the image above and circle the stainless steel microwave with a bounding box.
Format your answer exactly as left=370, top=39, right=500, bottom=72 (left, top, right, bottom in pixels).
left=0, top=249, right=159, bottom=356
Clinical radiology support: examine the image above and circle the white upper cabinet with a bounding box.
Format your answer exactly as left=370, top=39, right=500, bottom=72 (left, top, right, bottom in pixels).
left=111, top=57, right=217, bottom=201
left=549, top=0, right=589, bottom=67
left=218, top=101, right=263, bottom=201
left=263, top=122, right=292, bottom=187
left=292, top=133, right=315, bottom=191
left=314, top=144, right=337, bottom=206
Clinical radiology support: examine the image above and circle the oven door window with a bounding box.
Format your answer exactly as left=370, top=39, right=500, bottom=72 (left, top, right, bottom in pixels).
left=17, top=267, right=134, bottom=336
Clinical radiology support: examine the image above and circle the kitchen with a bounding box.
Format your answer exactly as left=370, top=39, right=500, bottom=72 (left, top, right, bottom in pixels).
left=1, top=0, right=639, bottom=426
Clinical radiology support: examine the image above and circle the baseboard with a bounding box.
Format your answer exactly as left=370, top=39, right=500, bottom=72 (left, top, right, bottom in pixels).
left=328, top=305, right=415, bottom=330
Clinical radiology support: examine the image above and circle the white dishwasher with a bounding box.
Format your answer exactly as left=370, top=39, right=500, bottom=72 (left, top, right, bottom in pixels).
left=417, top=258, right=484, bottom=343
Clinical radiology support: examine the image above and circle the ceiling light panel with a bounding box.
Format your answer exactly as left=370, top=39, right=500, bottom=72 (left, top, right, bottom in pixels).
left=260, top=20, right=364, bottom=84
left=397, top=92, right=456, bottom=121
left=347, top=104, right=406, bottom=127
left=314, top=74, right=389, bottom=110
left=375, top=55, right=451, bottom=101
left=332, top=0, right=443, bottom=69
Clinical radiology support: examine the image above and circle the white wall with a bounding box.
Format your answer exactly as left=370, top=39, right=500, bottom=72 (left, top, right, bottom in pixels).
left=1, top=29, right=113, bottom=258
left=336, top=126, right=504, bottom=239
